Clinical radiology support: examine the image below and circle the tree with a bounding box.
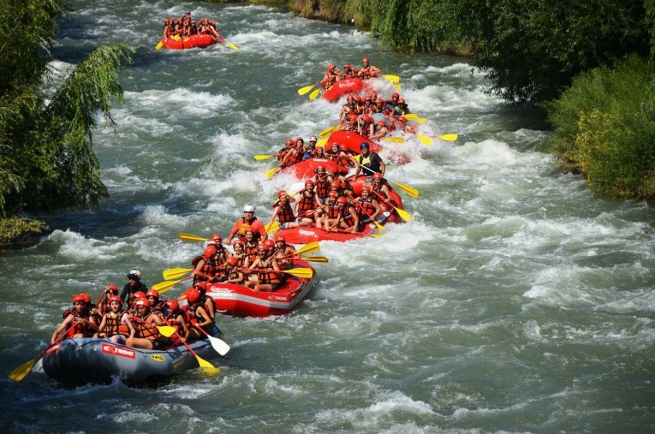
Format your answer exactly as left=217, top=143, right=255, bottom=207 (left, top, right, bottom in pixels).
left=0, top=0, right=133, bottom=216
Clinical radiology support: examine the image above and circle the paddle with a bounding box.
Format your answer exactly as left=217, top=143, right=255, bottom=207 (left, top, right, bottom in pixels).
left=393, top=83, right=402, bottom=91
left=351, top=200, right=385, bottom=230
left=294, top=241, right=320, bottom=256
left=429, top=133, right=458, bottom=141
left=223, top=40, right=238, bottom=51
left=265, top=221, right=280, bottom=233
left=316, top=138, right=328, bottom=147
left=9, top=331, right=68, bottom=382
left=309, top=88, right=321, bottom=100
left=264, top=166, right=279, bottom=178
left=382, top=137, right=404, bottom=143
left=382, top=74, right=400, bottom=83
left=163, top=267, right=194, bottom=280
left=192, top=325, right=230, bottom=356
left=243, top=267, right=314, bottom=279
left=417, top=134, right=433, bottom=145
left=296, top=255, right=328, bottom=263
left=402, top=114, right=427, bottom=124
left=298, top=83, right=320, bottom=96
left=155, top=40, right=164, bottom=50
left=354, top=162, right=420, bottom=199
left=160, top=318, right=218, bottom=373
left=179, top=232, right=207, bottom=242
left=371, top=190, right=411, bottom=222
left=151, top=276, right=193, bottom=293
left=319, top=124, right=341, bottom=138
left=254, top=153, right=281, bottom=160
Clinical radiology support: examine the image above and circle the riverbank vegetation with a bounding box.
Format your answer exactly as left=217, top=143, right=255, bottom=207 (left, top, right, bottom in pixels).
left=254, top=0, right=655, bottom=200
left=0, top=0, right=133, bottom=244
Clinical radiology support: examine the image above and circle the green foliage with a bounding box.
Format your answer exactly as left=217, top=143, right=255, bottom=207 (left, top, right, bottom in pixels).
left=468, top=0, right=650, bottom=104
left=0, top=217, right=47, bottom=247
left=546, top=55, right=655, bottom=199
left=0, top=0, right=133, bottom=216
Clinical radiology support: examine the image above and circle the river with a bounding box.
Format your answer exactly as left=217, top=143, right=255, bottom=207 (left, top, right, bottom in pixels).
left=2, top=1, right=655, bottom=433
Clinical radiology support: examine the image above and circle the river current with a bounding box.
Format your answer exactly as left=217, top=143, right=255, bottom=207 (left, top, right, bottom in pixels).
left=2, top=1, right=655, bottom=433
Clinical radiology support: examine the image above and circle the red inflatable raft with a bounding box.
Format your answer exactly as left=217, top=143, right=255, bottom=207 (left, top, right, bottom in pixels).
left=178, top=259, right=316, bottom=317
left=277, top=157, right=351, bottom=180
left=325, top=130, right=411, bottom=165
left=160, top=34, right=221, bottom=50
left=323, top=78, right=370, bottom=102
left=274, top=176, right=405, bottom=243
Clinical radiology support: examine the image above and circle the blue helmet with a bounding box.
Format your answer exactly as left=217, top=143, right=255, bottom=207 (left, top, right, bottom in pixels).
left=360, top=142, right=369, bottom=150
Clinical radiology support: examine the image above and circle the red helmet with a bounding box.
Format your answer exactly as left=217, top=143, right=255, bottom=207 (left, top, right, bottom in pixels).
left=398, top=98, right=405, bottom=104
left=72, top=294, right=85, bottom=304
left=353, top=96, right=361, bottom=103
left=227, top=256, right=239, bottom=266
left=166, top=299, right=180, bottom=312
left=331, top=179, right=344, bottom=189
left=362, top=57, right=369, bottom=63
left=232, top=239, right=244, bottom=247
left=337, top=197, right=348, bottom=205
left=362, top=115, right=372, bottom=124
left=264, top=239, right=275, bottom=249
left=257, top=242, right=266, bottom=251
left=305, top=180, right=315, bottom=187
left=346, top=95, right=354, bottom=102
left=361, top=186, right=371, bottom=194
left=186, top=288, right=201, bottom=304
left=106, top=284, right=119, bottom=294
left=370, top=92, right=377, bottom=99
left=377, top=121, right=386, bottom=126
left=328, top=191, right=339, bottom=198
left=275, top=235, right=286, bottom=243
left=134, top=291, right=147, bottom=299
left=295, top=137, right=304, bottom=144
left=278, top=189, right=287, bottom=198
left=210, top=233, right=222, bottom=242
left=316, top=165, right=325, bottom=172
left=146, top=289, right=159, bottom=299
left=344, top=63, right=351, bottom=69
left=204, top=245, right=217, bottom=257
left=285, top=139, right=294, bottom=146
left=81, top=293, right=91, bottom=303
left=347, top=113, right=358, bottom=122
left=108, top=295, right=123, bottom=305
left=375, top=98, right=384, bottom=104
left=392, top=93, right=400, bottom=99
left=373, top=172, right=383, bottom=180
left=135, top=298, right=150, bottom=308
left=328, top=63, right=335, bottom=71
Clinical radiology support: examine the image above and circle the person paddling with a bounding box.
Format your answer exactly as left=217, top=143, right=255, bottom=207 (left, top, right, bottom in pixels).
left=226, top=205, right=267, bottom=244
left=51, top=294, right=98, bottom=344
left=353, top=142, right=385, bottom=178
left=120, top=269, right=148, bottom=303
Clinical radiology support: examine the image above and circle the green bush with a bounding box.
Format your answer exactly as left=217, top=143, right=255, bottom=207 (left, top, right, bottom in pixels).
left=546, top=55, right=655, bottom=199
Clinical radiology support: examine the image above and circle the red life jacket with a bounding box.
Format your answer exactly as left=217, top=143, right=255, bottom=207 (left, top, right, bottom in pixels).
left=356, top=197, right=376, bottom=220
left=244, top=240, right=258, bottom=262
left=340, top=205, right=356, bottom=226
left=63, top=308, right=93, bottom=337
left=327, top=203, right=340, bottom=219
left=132, top=314, right=161, bottom=340
left=276, top=201, right=295, bottom=223
left=102, top=311, right=130, bottom=337
left=297, top=191, right=316, bottom=214
left=258, top=258, right=282, bottom=285
left=314, top=176, right=331, bottom=198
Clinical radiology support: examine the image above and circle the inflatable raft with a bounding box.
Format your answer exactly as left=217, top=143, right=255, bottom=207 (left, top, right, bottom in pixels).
left=160, top=34, right=221, bottom=50
left=323, top=78, right=370, bottom=102
left=277, top=157, right=351, bottom=180
left=41, top=326, right=224, bottom=385
left=326, top=130, right=411, bottom=166
left=179, top=259, right=316, bottom=317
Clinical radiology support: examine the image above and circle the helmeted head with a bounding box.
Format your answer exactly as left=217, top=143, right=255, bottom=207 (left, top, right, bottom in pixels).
left=314, top=147, right=325, bottom=156
left=244, top=227, right=255, bottom=239
left=264, top=239, right=275, bottom=250
left=309, top=135, right=317, bottom=143
left=81, top=293, right=91, bottom=304
left=135, top=298, right=151, bottom=312
left=204, top=244, right=217, bottom=258
left=127, top=269, right=141, bottom=281
left=186, top=288, right=201, bottom=304
left=146, top=289, right=160, bottom=302
left=278, top=190, right=287, bottom=199
left=361, top=186, right=371, bottom=196
left=316, top=165, right=326, bottom=175
left=227, top=256, right=239, bottom=267
left=285, top=139, right=294, bottom=147
left=106, top=284, right=119, bottom=295
left=233, top=239, right=244, bottom=250
left=375, top=98, right=384, bottom=105
left=362, top=57, right=369, bottom=66
left=275, top=235, right=286, bottom=245
left=328, top=63, right=335, bottom=71
left=166, top=299, right=180, bottom=313
left=347, top=113, right=358, bottom=123
left=360, top=142, right=370, bottom=151
left=108, top=296, right=123, bottom=309
left=72, top=294, right=86, bottom=306
left=373, top=172, right=383, bottom=182
left=305, top=180, right=315, bottom=189
left=391, top=92, right=400, bottom=100
left=361, top=115, right=372, bottom=124
left=344, top=63, right=351, bottom=70
left=398, top=98, right=405, bottom=105
left=134, top=291, right=147, bottom=300
left=377, top=121, right=386, bottom=127
left=337, top=197, right=348, bottom=205
left=210, top=233, right=223, bottom=243
left=243, top=205, right=255, bottom=215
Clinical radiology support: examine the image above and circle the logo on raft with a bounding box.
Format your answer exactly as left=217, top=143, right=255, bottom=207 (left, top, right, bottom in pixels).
left=46, top=343, right=62, bottom=355
left=298, top=229, right=317, bottom=236
left=102, top=344, right=136, bottom=359
left=267, top=295, right=289, bottom=301
left=150, top=354, right=165, bottom=362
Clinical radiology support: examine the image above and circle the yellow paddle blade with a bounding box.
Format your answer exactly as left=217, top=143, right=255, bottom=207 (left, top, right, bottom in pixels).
left=393, top=83, right=402, bottom=91
left=319, top=124, right=340, bottom=138
left=417, top=134, right=433, bottom=145
left=179, top=232, right=207, bottom=242
left=265, top=166, right=279, bottom=178
left=371, top=233, right=385, bottom=238
left=437, top=134, right=458, bottom=141
left=151, top=279, right=183, bottom=292
left=309, top=88, right=321, bottom=100
left=391, top=181, right=420, bottom=198
left=373, top=220, right=385, bottom=230
left=301, top=256, right=328, bottom=263
left=173, top=35, right=180, bottom=41
left=157, top=325, right=177, bottom=337
left=163, top=268, right=193, bottom=280
left=197, top=356, right=219, bottom=373
left=298, top=85, right=315, bottom=96
left=9, top=357, right=38, bottom=382
left=265, top=221, right=280, bottom=233
left=394, top=207, right=411, bottom=222
left=254, top=154, right=276, bottom=160
left=382, top=137, right=404, bottom=143
left=403, top=114, right=427, bottom=124
left=155, top=40, right=164, bottom=50
left=382, top=74, right=400, bottom=83
left=284, top=268, right=314, bottom=279
left=316, top=138, right=328, bottom=147
left=295, top=241, right=320, bottom=255
left=225, top=41, right=238, bottom=51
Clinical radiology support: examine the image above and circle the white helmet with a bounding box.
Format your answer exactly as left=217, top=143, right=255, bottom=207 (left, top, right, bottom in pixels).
left=309, top=135, right=317, bottom=142
left=127, top=269, right=141, bottom=280
left=243, top=205, right=255, bottom=212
